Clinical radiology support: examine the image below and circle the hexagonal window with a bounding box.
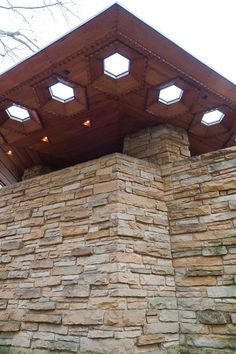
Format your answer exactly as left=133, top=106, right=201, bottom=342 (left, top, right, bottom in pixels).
left=49, top=82, right=75, bottom=103
left=6, top=104, right=30, bottom=122
left=159, top=84, right=183, bottom=105
left=201, top=109, right=225, bottom=126
left=104, top=53, right=130, bottom=79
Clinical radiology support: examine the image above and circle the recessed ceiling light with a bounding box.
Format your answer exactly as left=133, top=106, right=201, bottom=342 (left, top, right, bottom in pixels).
left=6, top=150, right=13, bottom=156
left=49, top=82, right=75, bottom=103
left=82, top=120, right=91, bottom=127
left=201, top=109, right=225, bottom=126
left=41, top=136, right=49, bottom=143
left=6, top=104, right=30, bottom=122
left=104, top=53, right=130, bottom=79
left=159, top=84, right=183, bottom=105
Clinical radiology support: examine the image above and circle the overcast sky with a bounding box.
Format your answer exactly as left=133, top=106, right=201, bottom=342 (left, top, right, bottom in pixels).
left=1, top=0, right=236, bottom=85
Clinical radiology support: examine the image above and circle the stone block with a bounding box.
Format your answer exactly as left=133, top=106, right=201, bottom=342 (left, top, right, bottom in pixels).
left=1, top=241, right=23, bottom=251
left=8, top=270, right=29, bottom=279
left=64, top=285, right=90, bottom=298
left=148, top=297, right=177, bottom=309
left=31, top=259, right=53, bottom=269
left=231, top=313, right=236, bottom=324
left=0, top=255, right=11, bottom=263
left=0, top=271, right=8, bottom=280
left=104, top=310, right=146, bottom=326
left=137, top=334, right=165, bottom=346
left=28, top=301, right=56, bottom=311
left=207, top=286, right=236, bottom=298
left=72, top=246, right=94, bottom=257
left=0, top=321, right=20, bottom=331
left=63, top=310, right=104, bottom=325
left=49, top=340, right=78, bottom=352
left=202, top=246, right=228, bottom=256
left=144, top=322, right=179, bottom=334
left=197, top=310, right=227, bottom=324
left=24, top=313, right=61, bottom=324
left=16, top=288, right=41, bottom=299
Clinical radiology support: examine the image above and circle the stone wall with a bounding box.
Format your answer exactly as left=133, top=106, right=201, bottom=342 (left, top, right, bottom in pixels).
left=162, top=146, right=236, bottom=353
left=0, top=153, right=178, bottom=353
left=0, top=124, right=236, bottom=353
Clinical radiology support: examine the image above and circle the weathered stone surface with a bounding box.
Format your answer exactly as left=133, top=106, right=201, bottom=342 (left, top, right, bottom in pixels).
left=0, top=321, right=20, bottom=331
left=137, top=334, right=165, bottom=346
left=231, top=314, right=236, bottom=324
left=28, top=301, right=56, bottom=311
left=0, top=255, right=11, bottom=263
left=134, top=242, right=171, bottom=259
left=148, top=297, right=177, bottom=310
left=24, top=313, right=61, bottom=324
left=31, top=259, right=53, bottom=269
left=49, top=340, right=78, bottom=352
left=0, top=300, right=7, bottom=309
left=72, top=246, right=94, bottom=257
left=8, top=270, right=29, bottom=279
left=1, top=241, right=23, bottom=251
left=63, top=310, right=104, bottom=325
left=64, top=285, right=90, bottom=298
left=104, top=310, right=146, bottom=326
left=144, top=322, right=179, bottom=334
left=16, top=288, right=41, bottom=299
left=207, top=286, right=236, bottom=298
left=0, top=271, right=8, bottom=280
left=197, top=310, right=227, bottom=324
left=202, top=246, right=228, bottom=256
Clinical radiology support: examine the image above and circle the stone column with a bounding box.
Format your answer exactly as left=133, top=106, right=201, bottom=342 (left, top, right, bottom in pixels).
left=123, top=124, right=190, bottom=164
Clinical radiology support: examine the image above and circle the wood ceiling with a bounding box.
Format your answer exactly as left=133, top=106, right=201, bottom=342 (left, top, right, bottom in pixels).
left=0, top=4, right=236, bottom=185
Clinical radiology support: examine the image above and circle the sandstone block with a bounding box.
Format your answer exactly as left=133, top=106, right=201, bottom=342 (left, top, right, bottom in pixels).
left=8, top=270, right=29, bottom=279
left=207, top=286, right=236, bottom=298
left=197, top=310, right=227, bottom=324
left=202, top=246, right=228, bottom=256
left=63, top=310, right=104, bottom=325
left=148, top=297, right=177, bottom=309
left=28, top=301, right=56, bottom=311
left=24, top=313, right=61, bottom=324
left=31, top=259, right=53, bottom=269
left=72, top=246, right=94, bottom=257
left=134, top=242, right=171, bottom=259
left=137, top=334, right=165, bottom=346
left=0, top=321, right=20, bottom=331
left=64, top=285, right=90, bottom=298
left=0, top=271, right=8, bottom=280
left=159, top=310, right=178, bottom=322
left=49, top=340, right=78, bottom=352
left=16, top=288, right=41, bottom=299
left=144, top=322, right=179, bottom=334
left=104, top=310, right=146, bottom=326
left=230, top=313, right=236, bottom=324
left=0, top=300, right=7, bottom=309
left=1, top=241, right=23, bottom=251
left=0, top=255, right=11, bottom=263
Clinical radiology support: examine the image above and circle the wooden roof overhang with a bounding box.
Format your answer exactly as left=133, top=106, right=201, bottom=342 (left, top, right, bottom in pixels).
left=0, top=3, right=235, bottom=184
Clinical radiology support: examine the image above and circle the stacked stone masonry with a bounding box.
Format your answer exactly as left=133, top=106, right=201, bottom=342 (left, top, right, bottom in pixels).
left=0, top=125, right=235, bottom=353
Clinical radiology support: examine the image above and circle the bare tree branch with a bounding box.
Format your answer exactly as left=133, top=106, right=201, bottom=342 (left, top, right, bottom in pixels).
left=0, top=2, right=65, bottom=11
left=0, top=0, right=80, bottom=68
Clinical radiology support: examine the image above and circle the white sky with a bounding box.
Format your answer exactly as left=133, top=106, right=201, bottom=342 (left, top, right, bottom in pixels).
left=1, top=0, right=236, bottom=85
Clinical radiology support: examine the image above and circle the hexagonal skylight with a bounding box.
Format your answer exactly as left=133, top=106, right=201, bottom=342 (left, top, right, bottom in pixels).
left=159, top=84, right=183, bottom=105
left=49, top=82, right=75, bottom=103
left=201, top=109, right=225, bottom=126
left=104, top=53, right=130, bottom=79
left=6, top=104, right=30, bottom=122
